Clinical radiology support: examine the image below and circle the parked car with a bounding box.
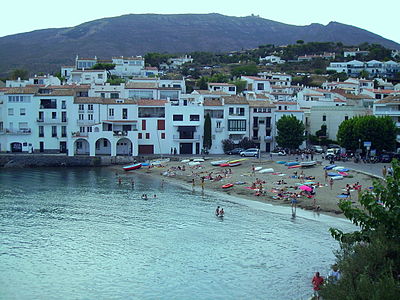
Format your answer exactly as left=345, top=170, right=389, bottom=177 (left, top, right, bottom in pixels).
left=311, top=145, right=324, bottom=153
left=226, top=148, right=244, bottom=155
left=379, top=153, right=394, bottom=163
left=240, top=148, right=260, bottom=157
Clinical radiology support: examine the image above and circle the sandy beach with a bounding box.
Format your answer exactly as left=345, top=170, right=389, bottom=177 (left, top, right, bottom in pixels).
left=114, top=156, right=379, bottom=218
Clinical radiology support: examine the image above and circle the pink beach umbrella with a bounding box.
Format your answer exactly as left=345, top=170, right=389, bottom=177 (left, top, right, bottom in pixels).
left=299, top=185, right=312, bottom=192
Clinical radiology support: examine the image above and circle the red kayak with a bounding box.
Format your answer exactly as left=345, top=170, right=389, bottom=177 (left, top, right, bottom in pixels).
left=123, top=163, right=142, bottom=171
left=220, top=163, right=230, bottom=167
left=222, top=183, right=234, bottom=189
left=288, top=165, right=301, bottom=169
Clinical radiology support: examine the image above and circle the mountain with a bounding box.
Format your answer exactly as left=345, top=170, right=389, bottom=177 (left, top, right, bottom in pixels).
left=0, top=13, right=399, bottom=76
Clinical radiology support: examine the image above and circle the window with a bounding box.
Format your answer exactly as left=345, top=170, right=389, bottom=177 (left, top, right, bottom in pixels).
left=173, top=114, right=183, bottom=121
left=229, top=86, right=235, bottom=92
left=237, top=108, right=245, bottom=116
left=101, top=93, right=105, bottom=98
left=122, top=108, right=128, bottom=120
left=216, top=121, right=221, bottom=128
left=257, top=83, right=264, bottom=90
left=8, top=108, right=14, bottom=115
left=0, top=122, right=3, bottom=131
left=87, top=127, right=92, bottom=133
left=344, top=116, right=349, bottom=121
left=52, top=126, right=57, bottom=137
left=110, top=93, right=119, bottom=99
left=61, top=126, right=67, bottom=137
left=88, top=114, right=93, bottom=120
left=79, top=104, right=84, bottom=111
left=88, top=104, right=93, bottom=111
left=157, top=120, right=165, bottom=130
left=20, top=108, right=26, bottom=116
left=138, top=133, right=142, bottom=139
left=98, top=74, right=103, bottom=79
left=142, top=120, right=146, bottom=130
left=103, top=140, right=108, bottom=147
left=161, top=132, right=165, bottom=139
left=39, top=126, right=44, bottom=137
left=62, top=101, right=66, bottom=109
left=52, top=112, right=57, bottom=119
left=80, top=127, right=85, bottom=133
left=190, top=115, right=200, bottom=121
left=109, top=108, right=114, bottom=117
left=79, top=114, right=84, bottom=120
left=253, top=108, right=257, bottom=113
left=322, top=115, right=326, bottom=122
left=183, top=100, right=188, bottom=106
left=228, top=120, right=246, bottom=131
left=146, top=133, right=150, bottom=139
left=229, top=107, right=234, bottom=115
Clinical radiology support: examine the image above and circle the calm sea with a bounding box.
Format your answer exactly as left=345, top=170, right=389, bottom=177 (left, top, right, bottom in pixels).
left=0, top=168, right=355, bottom=300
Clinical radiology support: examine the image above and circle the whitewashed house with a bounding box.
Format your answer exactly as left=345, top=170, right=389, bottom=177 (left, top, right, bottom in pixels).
left=208, top=83, right=236, bottom=95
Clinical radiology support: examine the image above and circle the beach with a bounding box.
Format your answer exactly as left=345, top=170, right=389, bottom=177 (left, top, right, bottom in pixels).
left=115, top=156, right=378, bottom=217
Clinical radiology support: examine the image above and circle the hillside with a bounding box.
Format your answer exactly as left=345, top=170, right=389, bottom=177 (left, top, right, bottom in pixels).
left=0, top=13, right=399, bottom=76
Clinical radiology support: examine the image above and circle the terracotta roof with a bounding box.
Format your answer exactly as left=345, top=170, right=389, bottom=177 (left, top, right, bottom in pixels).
left=334, top=98, right=347, bottom=102
left=242, top=76, right=266, bottom=81
left=203, top=99, right=223, bottom=106
left=364, top=89, right=396, bottom=94
left=222, top=95, right=248, bottom=105
left=71, top=69, right=106, bottom=73
left=125, top=82, right=158, bottom=89
left=112, top=56, right=144, bottom=60
left=273, top=101, right=297, bottom=105
left=36, top=90, right=75, bottom=96
left=74, top=97, right=137, bottom=104
left=208, top=83, right=235, bottom=86
left=5, top=87, right=38, bottom=94
left=194, top=90, right=229, bottom=96
left=247, top=100, right=275, bottom=108
left=375, top=94, right=400, bottom=104
left=137, top=100, right=167, bottom=106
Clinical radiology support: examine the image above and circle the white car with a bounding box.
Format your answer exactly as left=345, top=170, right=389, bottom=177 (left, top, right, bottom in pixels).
left=240, top=148, right=260, bottom=157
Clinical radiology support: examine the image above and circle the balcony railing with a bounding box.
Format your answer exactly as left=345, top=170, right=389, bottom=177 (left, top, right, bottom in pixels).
left=113, top=131, right=128, bottom=137
left=77, top=119, right=95, bottom=125
left=72, top=132, right=88, bottom=138
left=1, top=128, right=31, bottom=135
left=215, top=127, right=224, bottom=132
left=264, top=136, right=273, bottom=141
left=173, top=135, right=200, bottom=141
left=37, top=118, right=67, bottom=124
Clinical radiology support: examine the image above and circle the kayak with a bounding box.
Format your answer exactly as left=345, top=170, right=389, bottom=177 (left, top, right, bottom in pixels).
left=181, top=159, right=190, bottom=163
left=276, top=161, right=286, bottom=164
left=254, top=166, right=263, bottom=171
left=285, top=162, right=300, bottom=166
left=259, top=168, right=274, bottom=173
left=228, top=158, right=247, bottom=164
left=193, top=158, right=205, bottom=162
left=324, top=164, right=336, bottom=170
left=229, top=162, right=241, bottom=167
left=332, top=175, right=344, bottom=180
left=222, top=183, right=234, bottom=189
left=300, top=161, right=316, bottom=167
left=123, top=163, right=142, bottom=171
left=338, top=171, right=349, bottom=176
left=288, top=165, right=301, bottom=169
left=210, top=160, right=228, bottom=166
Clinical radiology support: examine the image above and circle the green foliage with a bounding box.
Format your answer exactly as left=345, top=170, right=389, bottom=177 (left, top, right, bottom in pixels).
left=308, top=134, right=336, bottom=146
left=316, top=124, right=327, bottom=137
left=106, top=77, right=126, bottom=85
left=144, top=52, right=172, bottom=67
left=203, top=114, right=212, bottom=149
left=328, top=71, right=348, bottom=82
left=322, top=160, right=400, bottom=299
left=222, top=139, right=235, bottom=153
left=276, top=115, right=305, bottom=150
left=230, top=79, right=247, bottom=94
left=10, top=69, right=29, bottom=80
left=197, top=77, right=208, bottom=90
left=359, top=70, right=369, bottom=79
left=231, top=64, right=258, bottom=78
left=238, top=137, right=256, bottom=149
left=91, top=63, right=115, bottom=71
left=337, top=115, right=396, bottom=152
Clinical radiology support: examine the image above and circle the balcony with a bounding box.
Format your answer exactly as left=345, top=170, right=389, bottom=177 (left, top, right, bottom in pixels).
left=215, top=127, right=224, bottom=132
left=72, top=132, right=88, bottom=138
left=77, top=119, right=95, bottom=125
left=264, top=136, right=273, bottom=141
left=37, top=118, right=66, bottom=124
left=113, top=131, right=128, bottom=137
left=1, top=128, right=31, bottom=135
left=173, top=135, right=200, bottom=141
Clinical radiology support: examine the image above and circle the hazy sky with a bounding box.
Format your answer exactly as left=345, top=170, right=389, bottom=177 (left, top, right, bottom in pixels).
left=1, top=0, right=399, bottom=43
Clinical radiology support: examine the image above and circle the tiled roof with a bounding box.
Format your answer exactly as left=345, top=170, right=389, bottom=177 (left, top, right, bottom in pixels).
left=208, top=83, right=235, bottom=86
left=125, top=82, right=158, bottom=89
left=223, top=95, right=248, bottom=104
left=247, top=100, right=275, bottom=108
left=5, top=87, right=38, bottom=94
left=364, top=89, right=396, bottom=94
left=194, top=90, right=229, bottom=95
left=137, top=100, right=167, bottom=106
left=203, top=99, right=223, bottom=106
left=74, top=97, right=137, bottom=104
left=242, top=76, right=265, bottom=81
left=375, top=94, right=400, bottom=104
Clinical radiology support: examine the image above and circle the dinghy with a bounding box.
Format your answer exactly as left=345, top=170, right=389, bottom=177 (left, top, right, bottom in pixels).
left=123, top=163, right=142, bottom=171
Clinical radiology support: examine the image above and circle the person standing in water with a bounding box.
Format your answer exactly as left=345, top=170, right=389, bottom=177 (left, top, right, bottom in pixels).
left=219, top=208, right=224, bottom=216
left=311, top=272, right=324, bottom=300
left=215, top=206, right=220, bottom=216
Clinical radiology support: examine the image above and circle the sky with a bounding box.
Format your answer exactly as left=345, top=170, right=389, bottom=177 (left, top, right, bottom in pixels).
left=1, top=0, right=399, bottom=44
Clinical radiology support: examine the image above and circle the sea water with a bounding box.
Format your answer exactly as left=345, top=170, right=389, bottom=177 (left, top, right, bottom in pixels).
left=0, top=168, right=355, bottom=300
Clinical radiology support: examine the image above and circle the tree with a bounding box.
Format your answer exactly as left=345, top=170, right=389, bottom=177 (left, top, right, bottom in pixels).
left=222, top=139, right=235, bottom=153
left=230, top=79, right=247, bottom=94
left=337, top=116, right=397, bottom=152
left=197, top=77, right=208, bottom=90
left=276, top=115, right=305, bottom=150
left=92, top=63, right=116, bottom=77
left=203, top=114, right=212, bottom=150
left=238, top=137, right=256, bottom=149
left=321, top=159, right=400, bottom=299
left=359, top=70, right=370, bottom=79
left=10, top=69, right=29, bottom=80
left=231, top=64, right=258, bottom=78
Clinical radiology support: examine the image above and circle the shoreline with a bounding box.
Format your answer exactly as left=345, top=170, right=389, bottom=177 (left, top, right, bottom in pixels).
left=112, top=156, right=378, bottom=219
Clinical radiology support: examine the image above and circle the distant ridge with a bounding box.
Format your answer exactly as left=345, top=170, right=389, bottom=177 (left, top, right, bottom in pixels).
left=0, top=13, right=399, bottom=76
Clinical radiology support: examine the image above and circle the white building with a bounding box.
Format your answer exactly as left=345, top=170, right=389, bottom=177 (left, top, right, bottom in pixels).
left=259, top=55, right=285, bottom=64
left=208, top=83, right=236, bottom=95
left=6, top=75, right=61, bottom=88
left=111, top=56, right=145, bottom=77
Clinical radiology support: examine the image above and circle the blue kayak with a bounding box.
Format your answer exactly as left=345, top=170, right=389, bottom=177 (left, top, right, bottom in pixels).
left=285, top=162, right=300, bottom=166
left=324, top=164, right=336, bottom=170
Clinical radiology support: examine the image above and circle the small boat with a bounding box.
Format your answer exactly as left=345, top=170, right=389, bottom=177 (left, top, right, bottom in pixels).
left=228, top=162, right=241, bottom=167
left=141, top=163, right=150, bottom=166
left=220, top=163, right=230, bottom=167
left=327, top=172, right=338, bottom=176
left=123, top=163, right=142, bottom=171
left=193, top=158, right=205, bottom=162
left=288, top=165, right=301, bottom=169
left=188, top=161, right=201, bottom=166
left=338, top=168, right=350, bottom=172
left=181, top=159, right=190, bottom=163
left=333, top=166, right=345, bottom=171
left=324, top=164, right=336, bottom=170
left=300, top=161, right=317, bottom=167
left=332, top=175, right=344, bottom=180
left=338, top=171, right=349, bottom=176
left=211, top=160, right=228, bottom=166
left=276, top=161, right=286, bottom=164
left=228, top=158, right=247, bottom=164
left=259, top=168, right=274, bottom=173
left=285, top=162, right=300, bottom=166
left=254, top=166, right=263, bottom=171
left=222, top=183, right=234, bottom=189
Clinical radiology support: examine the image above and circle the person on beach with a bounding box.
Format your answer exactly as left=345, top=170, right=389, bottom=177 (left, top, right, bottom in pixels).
left=192, top=178, right=195, bottom=189
left=329, top=177, right=334, bottom=190
left=118, top=177, right=122, bottom=185
left=291, top=193, right=297, bottom=217
left=382, top=165, right=387, bottom=177
left=328, top=265, right=341, bottom=284
left=324, top=170, right=328, bottom=182
left=312, top=272, right=324, bottom=300
left=201, top=177, right=205, bottom=190
left=219, top=208, right=224, bottom=216
left=215, top=206, right=220, bottom=216
left=131, top=179, right=135, bottom=188
left=161, top=179, right=165, bottom=188
left=252, top=165, right=255, bottom=176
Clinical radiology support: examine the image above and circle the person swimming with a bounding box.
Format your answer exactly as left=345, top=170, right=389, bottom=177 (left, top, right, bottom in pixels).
left=215, top=206, right=220, bottom=216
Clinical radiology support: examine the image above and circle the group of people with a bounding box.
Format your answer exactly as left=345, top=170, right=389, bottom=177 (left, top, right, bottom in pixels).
left=215, top=206, right=225, bottom=217
left=141, top=194, right=157, bottom=200
left=312, top=265, right=341, bottom=299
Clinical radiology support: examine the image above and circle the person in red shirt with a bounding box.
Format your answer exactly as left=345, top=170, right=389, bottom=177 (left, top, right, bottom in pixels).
left=312, top=272, right=324, bottom=300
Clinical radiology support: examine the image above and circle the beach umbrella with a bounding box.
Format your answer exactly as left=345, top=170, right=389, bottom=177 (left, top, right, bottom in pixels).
left=299, top=185, right=312, bottom=192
